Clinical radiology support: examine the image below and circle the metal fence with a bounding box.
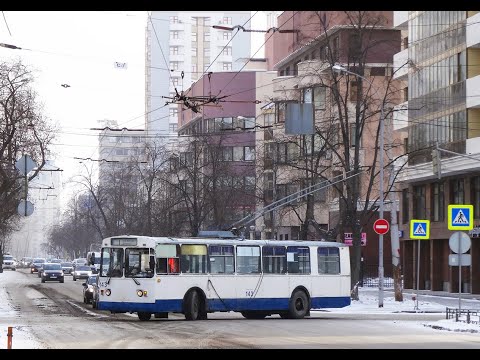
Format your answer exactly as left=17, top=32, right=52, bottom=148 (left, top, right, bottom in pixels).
left=446, top=307, right=480, bottom=324
left=360, top=264, right=395, bottom=288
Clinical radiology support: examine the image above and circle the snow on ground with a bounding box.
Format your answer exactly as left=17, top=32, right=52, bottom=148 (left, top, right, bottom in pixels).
left=1, top=270, right=480, bottom=348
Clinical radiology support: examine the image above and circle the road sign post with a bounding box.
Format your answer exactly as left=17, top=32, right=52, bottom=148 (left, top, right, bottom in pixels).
left=410, top=219, right=430, bottom=310
left=449, top=231, right=472, bottom=311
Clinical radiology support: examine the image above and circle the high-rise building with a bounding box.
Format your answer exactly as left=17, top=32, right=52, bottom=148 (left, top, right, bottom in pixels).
left=394, top=11, right=480, bottom=294
left=145, top=11, right=252, bottom=138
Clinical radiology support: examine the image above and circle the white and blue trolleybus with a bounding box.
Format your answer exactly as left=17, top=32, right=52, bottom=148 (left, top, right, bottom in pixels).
left=95, top=234, right=351, bottom=321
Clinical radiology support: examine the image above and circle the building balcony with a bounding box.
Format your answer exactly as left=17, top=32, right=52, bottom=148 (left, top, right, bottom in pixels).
left=393, top=48, right=408, bottom=80
left=466, top=75, right=480, bottom=109
left=272, top=75, right=298, bottom=101
left=467, top=12, right=480, bottom=48
left=394, top=12, right=408, bottom=29
left=392, top=101, right=408, bottom=131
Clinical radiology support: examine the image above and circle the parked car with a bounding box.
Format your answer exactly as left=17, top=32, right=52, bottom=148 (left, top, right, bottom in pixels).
left=41, top=263, right=65, bottom=283
left=61, top=262, right=74, bottom=275
left=2, top=254, right=16, bottom=271
left=72, top=265, right=92, bottom=281
left=30, top=258, right=46, bottom=274
left=82, top=274, right=98, bottom=304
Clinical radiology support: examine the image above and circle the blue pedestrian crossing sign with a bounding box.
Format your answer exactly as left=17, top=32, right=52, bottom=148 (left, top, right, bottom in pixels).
left=410, top=219, right=430, bottom=239
left=448, top=205, right=474, bottom=230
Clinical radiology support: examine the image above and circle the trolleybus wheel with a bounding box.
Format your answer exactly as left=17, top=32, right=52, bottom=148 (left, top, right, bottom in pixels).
left=240, top=311, right=268, bottom=319
left=287, top=290, right=309, bottom=319
left=184, top=290, right=201, bottom=320
left=138, top=312, right=152, bottom=321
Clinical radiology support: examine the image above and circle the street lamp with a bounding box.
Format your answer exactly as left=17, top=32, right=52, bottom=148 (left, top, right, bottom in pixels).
left=332, top=64, right=386, bottom=308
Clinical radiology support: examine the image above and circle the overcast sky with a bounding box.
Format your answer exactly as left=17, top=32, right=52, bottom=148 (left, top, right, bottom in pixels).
left=0, top=11, right=267, bottom=208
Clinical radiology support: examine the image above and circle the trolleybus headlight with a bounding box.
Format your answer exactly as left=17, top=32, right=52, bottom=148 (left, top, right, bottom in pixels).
left=137, top=290, right=144, bottom=297
left=105, top=289, right=111, bottom=296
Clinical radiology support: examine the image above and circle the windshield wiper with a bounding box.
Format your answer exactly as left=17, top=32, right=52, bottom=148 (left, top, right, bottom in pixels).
left=131, top=276, right=140, bottom=285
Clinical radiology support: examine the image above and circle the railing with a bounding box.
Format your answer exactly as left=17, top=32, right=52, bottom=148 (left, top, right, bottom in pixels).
left=446, top=307, right=480, bottom=324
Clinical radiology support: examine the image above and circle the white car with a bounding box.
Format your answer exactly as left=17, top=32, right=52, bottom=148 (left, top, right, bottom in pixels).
left=2, top=255, right=16, bottom=271
left=72, top=265, right=92, bottom=281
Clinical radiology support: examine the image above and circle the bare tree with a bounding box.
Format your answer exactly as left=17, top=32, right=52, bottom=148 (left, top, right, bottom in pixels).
left=0, top=59, right=57, bottom=258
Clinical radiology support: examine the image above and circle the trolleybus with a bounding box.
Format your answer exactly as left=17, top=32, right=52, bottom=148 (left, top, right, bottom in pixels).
left=94, top=234, right=351, bottom=321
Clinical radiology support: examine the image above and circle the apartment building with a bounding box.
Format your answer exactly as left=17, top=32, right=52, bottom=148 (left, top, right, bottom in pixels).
left=258, top=11, right=403, bottom=276
left=145, top=11, right=252, bottom=138
left=394, top=11, right=480, bottom=294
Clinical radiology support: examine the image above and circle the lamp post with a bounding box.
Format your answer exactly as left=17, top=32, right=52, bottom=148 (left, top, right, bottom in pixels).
left=332, top=64, right=385, bottom=307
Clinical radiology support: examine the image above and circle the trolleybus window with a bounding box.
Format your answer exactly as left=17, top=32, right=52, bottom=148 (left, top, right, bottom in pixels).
left=208, top=245, right=234, bottom=274
left=155, top=244, right=180, bottom=274
left=287, top=246, right=310, bottom=274
left=262, top=246, right=287, bottom=274
left=180, top=244, right=207, bottom=274
left=236, top=246, right=261, bottom=274
left=125, top=248, right=154, bottom=278
left=101, top=248, right=124, bottom=277
left=318, top=247, right=340, bottom=274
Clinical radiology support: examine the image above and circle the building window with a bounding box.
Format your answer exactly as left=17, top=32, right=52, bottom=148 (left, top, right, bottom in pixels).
left=170, top=46, right=179, bottom=55
left=170, top=61, right=180, bottom=71
left=413, top=185, right=426, bottom=219
left=370, top=67, right=385, bottom=77
left=349, top=123, right=362, bottom=148
left=303, top=86, right=326, bottom=111
left=171, top=77, right=180, bottom=86
left=170, top=31, right=179, bottom=40
left=431, top=182, right=445, bottom=222
left=275, top=101, right=295, bottom=123
left=223, top=47, right=232, bottom=56
left=223, top=31, right=231, bottom=40
left=192, top=47, right=197, bottom=57
left=204, top=48, right=210, bottom=57
left=169, top=108, right=178, bottom=117
left=204, top=32, right=210, bottom=42
left=350, top=81, right=360, bottom=102
left=169, top=123, right=178, bottom=132
left=223, top=16, right=232, bottom=24
left=472, top=177, right=480, bottom=218
left=204, top=17, right=211, bottom=26
left=450, top=179, right=464, bottom=204
left=170, top=16, right=179, bottom=24
left=192, top=32, right=197, bottom=42
left=223, top=62, right=232, bottom=71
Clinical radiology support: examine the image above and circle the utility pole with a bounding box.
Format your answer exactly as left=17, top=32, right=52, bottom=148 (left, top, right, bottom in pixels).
left=388, top=164, right=403, bottom=301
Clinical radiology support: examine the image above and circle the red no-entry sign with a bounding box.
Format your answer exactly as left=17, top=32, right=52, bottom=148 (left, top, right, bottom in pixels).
left=373, top=219, right=390, bottom=235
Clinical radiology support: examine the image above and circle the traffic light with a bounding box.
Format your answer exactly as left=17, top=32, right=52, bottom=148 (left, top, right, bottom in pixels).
left=432, top=148, right=441, bottom=179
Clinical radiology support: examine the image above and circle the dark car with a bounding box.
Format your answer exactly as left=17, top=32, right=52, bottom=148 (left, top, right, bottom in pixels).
left=82, top=275, right=98, bottom=304
left=41, top=263, right=65, bottom=283
left=61, top=262, right=74, bottom=275
left=30, top=258, right=46, bottom=274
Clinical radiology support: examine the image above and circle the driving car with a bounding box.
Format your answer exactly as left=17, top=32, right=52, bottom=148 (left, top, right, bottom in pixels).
left=2, top=254, right=16, bottom=271
left=30, top=258, right=46, bottom=274
left=72, top=265, right=92, bottom=281
left=40, top=263, right=65, bottom=283
left=82, top=274, right=98, bottom=304
left=61, top=262, right=74, bottom=275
